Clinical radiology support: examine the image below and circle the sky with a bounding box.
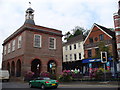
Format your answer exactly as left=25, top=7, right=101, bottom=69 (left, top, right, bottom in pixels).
left=0, top=0, right=118, bottom=68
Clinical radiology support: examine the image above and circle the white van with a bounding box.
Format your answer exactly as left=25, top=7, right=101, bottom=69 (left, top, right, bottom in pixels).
left=0, top=70, right=10, bottom=82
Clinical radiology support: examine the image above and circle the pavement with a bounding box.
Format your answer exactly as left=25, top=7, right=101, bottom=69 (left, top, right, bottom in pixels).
left=58, top=81, right=120, bottom=88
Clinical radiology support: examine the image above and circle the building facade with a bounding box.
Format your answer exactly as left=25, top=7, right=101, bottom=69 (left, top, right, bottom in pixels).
left=113, top=1, right=120, bottom=72
left=63, top=35, right=84, bottom=71
left=83, top=23, right=117, bottom=75
left=2, top=7, right=63, bottom=78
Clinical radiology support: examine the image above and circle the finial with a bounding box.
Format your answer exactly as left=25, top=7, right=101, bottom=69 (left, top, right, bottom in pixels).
left=29, top=2, right=31, bottom=7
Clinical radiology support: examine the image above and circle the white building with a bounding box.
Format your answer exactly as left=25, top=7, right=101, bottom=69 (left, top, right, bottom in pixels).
left=62, top=35, right=84, bottom=70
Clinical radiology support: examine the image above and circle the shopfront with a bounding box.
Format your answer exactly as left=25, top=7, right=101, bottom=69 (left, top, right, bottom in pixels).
left=82, top=58, right=113, bottom=76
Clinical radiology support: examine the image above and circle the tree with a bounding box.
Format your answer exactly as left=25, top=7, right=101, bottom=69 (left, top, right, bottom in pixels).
left=64, top=26, right=87, bottom=41
left=94, top=41, right=110, bottom=58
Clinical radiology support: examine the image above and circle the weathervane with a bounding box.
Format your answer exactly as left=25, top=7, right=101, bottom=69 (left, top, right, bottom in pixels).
left=29, top=2, right=31, bottom=7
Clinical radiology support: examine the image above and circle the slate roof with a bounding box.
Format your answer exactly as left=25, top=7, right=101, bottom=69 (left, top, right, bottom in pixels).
left=95, top=23, right=115, bottom=38
left=24, top=19, right=35, bottom=25
left=63, top=35, right=84, bottom=46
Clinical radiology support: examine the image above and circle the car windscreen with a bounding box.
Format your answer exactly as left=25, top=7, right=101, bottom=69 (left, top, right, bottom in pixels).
left=43, top=77, right=50, bottom=80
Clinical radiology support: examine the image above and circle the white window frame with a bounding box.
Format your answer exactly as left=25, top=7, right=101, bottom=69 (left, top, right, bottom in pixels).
left=65, top=55, right=68, bottom=61
left=49, top=37, right=56, bottom=49
left=12, top=40, right=15, bottom=51
left=18, top=36, right=22, bottom=49
left=79, top=53, right=81, bottom=60
left=4, top=46, right=7, bottom=55
left=65, top=46, right=67, bottom=51
left=34, top=34, right=42, bottom=48
left=78, top=43, right=80, bottom=48
left=8, top=43, right=11, bottom=53
left=70, top=54, right=72, bottom=61
left=74, top=54, right=77, bottom=60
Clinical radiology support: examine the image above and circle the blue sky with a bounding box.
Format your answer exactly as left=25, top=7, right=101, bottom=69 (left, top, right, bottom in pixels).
left=0, top=0, right=118, bottom=68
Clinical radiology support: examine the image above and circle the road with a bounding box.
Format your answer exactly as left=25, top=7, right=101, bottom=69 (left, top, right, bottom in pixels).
left=1, top=81, right=119, bottom=90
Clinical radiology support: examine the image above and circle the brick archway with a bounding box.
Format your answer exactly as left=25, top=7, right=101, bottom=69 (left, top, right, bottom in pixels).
left=47, top=60, right=57, bottom=74
left=16, top=60, right=21, bottom=77
left=11, top=61, right=15, bottom=76
left=7, top=62, right=10, bottom=74
left=31, top=59, right=41, bottom=77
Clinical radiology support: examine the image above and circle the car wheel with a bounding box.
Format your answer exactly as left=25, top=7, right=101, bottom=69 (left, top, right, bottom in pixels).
left=29, top=83, right=33, bottom=88
left=53, top=86, right=57, bottom=89
left=41, top=84, right=45, bottom=90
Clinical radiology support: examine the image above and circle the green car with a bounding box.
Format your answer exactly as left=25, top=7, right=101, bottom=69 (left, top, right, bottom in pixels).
left=29, top=77, right=59, bottom=89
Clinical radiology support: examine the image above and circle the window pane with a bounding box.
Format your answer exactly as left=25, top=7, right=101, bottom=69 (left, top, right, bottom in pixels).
left=99, top=34, right=104, bottom=41
left=8, top=43, right=11, bottom=53
left=34, top=35, right=41, bottom=47
left=79, top=53, right=81, bottom=59
left=49, top=37, right=56, bottom=49
left=18, top=36, right=22, bottom=49
left=74, top=54, right=77, bottom=60
left=88, top=50, right=92, bottom=58
left=12, top=40, right=15, bottom=51
left=74, top=44, right=76, bottom=49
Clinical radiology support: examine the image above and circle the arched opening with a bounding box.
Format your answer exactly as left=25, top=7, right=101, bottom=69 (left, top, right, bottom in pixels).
left=11, top=61, right=15, bottom=76
left=7, top=62, right=10, bottom=74
left=31, top=59, right=41, bottom=77
left=16, top=60, right=21, bottom=77
left=47, top=60, right=57, bottom=74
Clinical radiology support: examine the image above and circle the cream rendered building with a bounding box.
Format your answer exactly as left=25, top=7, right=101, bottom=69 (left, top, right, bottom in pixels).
left=63, top=35, right=84, bottom=70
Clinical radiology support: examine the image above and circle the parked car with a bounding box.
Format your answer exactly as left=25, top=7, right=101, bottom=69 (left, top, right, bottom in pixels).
left=29, top=77, right=59, bottom=89
left=0, top=70, right=10, bottom=82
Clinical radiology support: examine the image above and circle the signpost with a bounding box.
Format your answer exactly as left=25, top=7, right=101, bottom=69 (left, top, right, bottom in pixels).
left=101, top=51, right=107, bottom=81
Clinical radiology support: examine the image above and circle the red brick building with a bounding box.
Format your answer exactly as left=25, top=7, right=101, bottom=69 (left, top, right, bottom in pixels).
left=114, top=1, right=120, bottom=62
left=83, top=23, right=117, bottom=75
left=2, top=7, right=63, bottom=79
left=113, top=1, right=120, bottom=73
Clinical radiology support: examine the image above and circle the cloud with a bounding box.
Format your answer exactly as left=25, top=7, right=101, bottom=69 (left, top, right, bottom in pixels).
left=0, top=0, right=118, bottom=68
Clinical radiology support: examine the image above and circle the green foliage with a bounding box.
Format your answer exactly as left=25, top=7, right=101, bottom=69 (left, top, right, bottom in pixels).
left=94, top=41, right=110, bottom=58
left=58, top=70, right=72, bottom=82
left=64, top=26, right=87, bottom=41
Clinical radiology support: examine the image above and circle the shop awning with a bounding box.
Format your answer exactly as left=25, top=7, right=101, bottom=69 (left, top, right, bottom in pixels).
left=82, top=57, right=113, bottom=63
left=82, top=58, right=101, bottom=63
